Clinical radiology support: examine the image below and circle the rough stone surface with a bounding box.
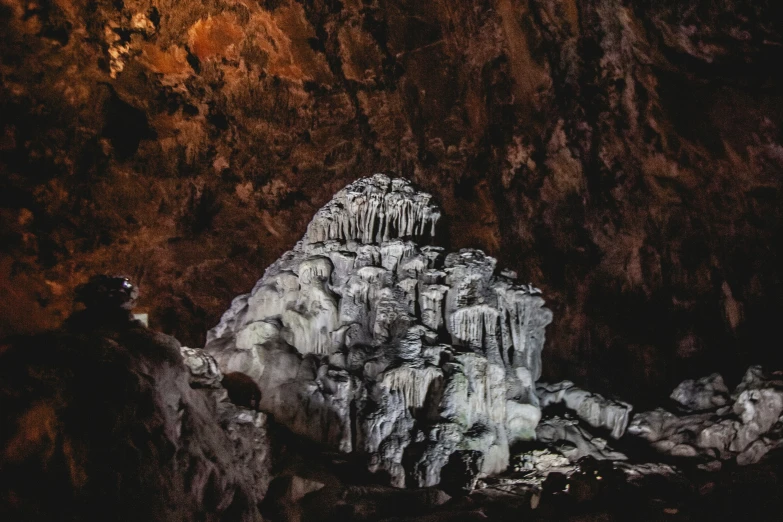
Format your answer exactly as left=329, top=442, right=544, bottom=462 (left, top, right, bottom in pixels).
left=205, top=174, right=552, bottom=487
left=535, top=417, right=627, bottom=462
left=537, top=380, right=633, bottom=438
left=181, top=345, right=223, bottom=387
left=2, top=0, right=783, bottom=406
left=0, top=315, right=271, bottom=521
left=629, top=366, right=783, bottom=465
left=670, top=373, right=730, bottom=412
left=513, top=447, right=572, bottom=476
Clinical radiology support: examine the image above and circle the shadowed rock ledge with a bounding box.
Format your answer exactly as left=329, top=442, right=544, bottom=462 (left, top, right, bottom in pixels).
left=0, top=300, right=272, bottom=522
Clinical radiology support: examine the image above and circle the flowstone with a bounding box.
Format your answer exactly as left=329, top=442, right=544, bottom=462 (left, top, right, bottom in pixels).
left=205, top=174, right=553, bottom=487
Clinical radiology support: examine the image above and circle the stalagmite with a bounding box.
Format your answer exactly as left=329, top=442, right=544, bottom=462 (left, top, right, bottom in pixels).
left=204, top=174, right=553, bottom=488
left=304, top=174, right=441, bottom=245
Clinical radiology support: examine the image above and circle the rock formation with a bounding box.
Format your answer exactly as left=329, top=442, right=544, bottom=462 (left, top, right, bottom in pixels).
left=537, top=381, right=633, bottom=439
left=629, top=366, right=783, bottom=466
left=0, top=294, right=272, bottom=522
left=535, top=417, right=628, bottom=462
left=669, top=373, right=731, bottom=413
left=205, top=174, right=553, bottom=487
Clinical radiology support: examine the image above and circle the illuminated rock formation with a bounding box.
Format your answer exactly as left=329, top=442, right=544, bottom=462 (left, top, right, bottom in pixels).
left=304, top=176, right=441, bottom=245
left=537, top=381, right=633, bottom=439
left=205, top=174, right=553, bottom=487
left=629, top=366, right=783, bottom=466
left=669, top=373, right=730, bottom=413
left=535, top=417, right=628, bottom=462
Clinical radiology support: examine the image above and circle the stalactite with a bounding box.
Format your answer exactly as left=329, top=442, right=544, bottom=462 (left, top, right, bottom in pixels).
left=419, top=284, right=448, bottom=331
left=381, top=366, right=443, bottom=412
left=449, top=305, right=500, bottom=350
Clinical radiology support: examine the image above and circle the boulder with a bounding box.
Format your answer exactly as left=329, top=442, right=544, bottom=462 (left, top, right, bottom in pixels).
left=670, top=373, right=730, bottom=412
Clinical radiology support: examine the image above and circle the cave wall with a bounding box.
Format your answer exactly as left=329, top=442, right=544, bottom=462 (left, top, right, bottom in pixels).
left=1, top=0, right=782, bottom=403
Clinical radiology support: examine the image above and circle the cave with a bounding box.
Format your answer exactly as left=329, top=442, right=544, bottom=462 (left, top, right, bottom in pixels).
left=1, top=0, right=783, bottom=521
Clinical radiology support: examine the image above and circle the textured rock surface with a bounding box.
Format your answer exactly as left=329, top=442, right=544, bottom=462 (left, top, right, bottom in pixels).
left=629, top=366, right=783, bottom=465
left=180, top=346, right=273, bottom=505
left=205, top=174, right=552, bottom=487
left=2, top=0, right=783, bottom=405
left=0, top=316, right=271, bottom=521
left=181, top=345, right=224, bottom=387
left=537, top=380, right=633, bottom=438
left=535, top=417, right=627, bottom=462
left=670, top=373, right=730, bottom=413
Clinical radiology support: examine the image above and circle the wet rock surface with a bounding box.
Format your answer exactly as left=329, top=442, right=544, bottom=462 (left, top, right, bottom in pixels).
left=2, top=0, right=782, bottom=407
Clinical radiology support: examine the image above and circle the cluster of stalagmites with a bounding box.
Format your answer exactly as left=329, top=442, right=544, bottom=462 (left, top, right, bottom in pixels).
left=197, top=174, right=782, bottom=492
left=203, top=174, right=554, bottom=488
left=304, top=176, right=441, bottom=245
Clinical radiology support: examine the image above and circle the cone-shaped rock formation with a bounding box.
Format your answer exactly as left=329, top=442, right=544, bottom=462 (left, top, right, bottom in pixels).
left=205, top=174, right=553, bottom=487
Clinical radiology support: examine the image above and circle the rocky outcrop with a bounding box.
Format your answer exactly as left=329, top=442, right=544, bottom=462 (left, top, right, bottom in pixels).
left=179, top=346, right=273, bottom=499
left=537, top=381, right=633, bottom=439
left=535, top=417, right=627, bottom=463
left=0, top=313, right=272, bottom=521
left=629, top=366, right=783, bottom=466
left=181, top=345, right=224, bottom=387
left=205, top=174, right=553, bottom=487
left=669, top=373, right=730, bottom=413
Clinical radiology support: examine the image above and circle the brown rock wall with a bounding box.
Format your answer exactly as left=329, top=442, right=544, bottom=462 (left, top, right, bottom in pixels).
left=1, top=0, right=782, bottom=402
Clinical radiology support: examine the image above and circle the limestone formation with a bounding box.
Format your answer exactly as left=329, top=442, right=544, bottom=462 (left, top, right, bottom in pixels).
left=513, top=448, right=572, bottom=476
left=537, top=381, right=633, bottom=439
left=535, top=417, right=627, bottom=462
left=669, top=373, right=730, bottom=412
left=629, top=366, right=783, bottom=465
left=205, top=174, right=553, bottom=487
left=179, top=347, right=273, bottom=503
left=181, top=346, right=223, bottom=387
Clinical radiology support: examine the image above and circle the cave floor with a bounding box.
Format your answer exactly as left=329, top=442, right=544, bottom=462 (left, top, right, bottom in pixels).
left=272, top=441, right=783, bottom=522
left=473, top=454, right=783, bottom=522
